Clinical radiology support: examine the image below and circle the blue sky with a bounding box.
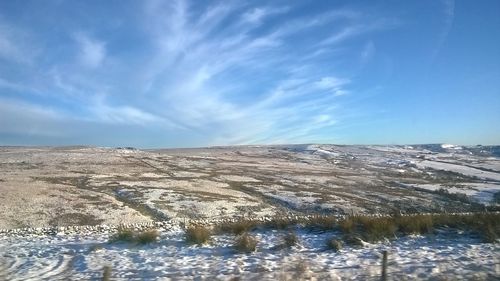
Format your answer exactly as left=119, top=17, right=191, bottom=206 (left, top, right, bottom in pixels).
left=0, top=0, right=499, bottom=147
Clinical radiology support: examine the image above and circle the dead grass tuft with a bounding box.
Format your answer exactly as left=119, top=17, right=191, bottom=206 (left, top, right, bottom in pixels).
left=234, top=233, right=258, bottom=253
left=185, top=225, right=211, bottom=245
left=136, top=229, right=160, bottom=244
left=109, top=228, right=159, bottom=244
left=109, top=227, right=135, bottom=243
left=217, top=220, right=257, bottom=235
left=266, top=217, right=296, bottom=229
left=305, top=215, right=336, bottom=230
left=396, top=215, right=433, bottom=234
left=338, top=217, right=355, bottom=233
left=358, top=217, right=397, bottom=242
left=325, top=237, right=343, bottom=251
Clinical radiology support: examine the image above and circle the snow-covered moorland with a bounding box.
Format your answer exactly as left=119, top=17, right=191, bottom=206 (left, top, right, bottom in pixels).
left=0, top=222, right=498, bottom=280
left=1, top=144, right=500, bottom=280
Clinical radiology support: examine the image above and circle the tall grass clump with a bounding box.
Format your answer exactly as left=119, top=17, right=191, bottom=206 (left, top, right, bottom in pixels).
left=472, top=213, right=499, bottom=243
left=358, top=217, right=397, bottom=241
left=216, top=220, right=257, bottom=235
left=185, top=225, right=211, bottom=245
left=305, top=215, right=336, bottom=230
left=395, top=215, right=434, bottom=234
left=265, top=216, right=297, bottom=229
left=338, top=217, right=355, bottom=234
left=109, top=227, right=135, bottom=243
left=109, top=228, right=159, bottom=244
left=234, top=233, right=258, bottom=253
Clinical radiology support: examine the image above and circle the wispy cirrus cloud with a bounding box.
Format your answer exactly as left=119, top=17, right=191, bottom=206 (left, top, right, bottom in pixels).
left=0, top=0, right=398, bottom=147
left=0, top=21, right=36, bottom=64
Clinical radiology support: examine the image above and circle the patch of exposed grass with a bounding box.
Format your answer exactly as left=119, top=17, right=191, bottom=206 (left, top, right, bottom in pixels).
left=185, top=225, right=211, bottom=245
left=304, top=215, right=336, bottom=230
left=109, top=228, right=159, bottom=244
left=395, top=215, right=433, bottom=234
left=234, top=233, right=258, bottom=253
left=265, top=217, right=297, bottom=229
left=337, top=213, right=500, bottom=243
left=471, top=213, right=499, bottom=243
left=358, top=217, right=397, bottom=242
left=211, top=213, right=500, bottom=247
left=338, top=217, right=355, bottom=233
left=109, top=227, right=135, bottom=243
left=216, top=220, right=257, bottom=235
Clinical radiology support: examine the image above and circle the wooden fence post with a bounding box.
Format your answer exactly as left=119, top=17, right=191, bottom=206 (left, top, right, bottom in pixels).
left=381, top=250, right=388, bottom=281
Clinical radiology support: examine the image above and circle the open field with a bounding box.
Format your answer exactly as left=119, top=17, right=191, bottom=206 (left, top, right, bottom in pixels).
left=1, top=144, right=499, bottom=229
left=1, top=144, right=499, bottom=280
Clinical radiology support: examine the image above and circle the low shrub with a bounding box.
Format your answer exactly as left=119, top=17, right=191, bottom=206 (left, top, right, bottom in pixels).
left=234, top=233, right=258, bottom=253
left=325, top=237, right=342, bottom=251
left=185, top=225, right=211, bottom=245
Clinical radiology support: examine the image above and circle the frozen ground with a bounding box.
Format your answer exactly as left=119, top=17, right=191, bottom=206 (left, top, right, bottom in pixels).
left=1, top=144, right=500, bottom=229
left=0, top=226, right=498, bottom=280
left=1, top=144, right=499, bottom=280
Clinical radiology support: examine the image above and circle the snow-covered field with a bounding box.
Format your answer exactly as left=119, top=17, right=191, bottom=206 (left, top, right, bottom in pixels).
left=1, top=225, right=498, bottom=280
left=1, top=144, right=499, bottom=229
left=1, top=144, right=500, bottom=279
left=410, top=183, right=500, bottom=205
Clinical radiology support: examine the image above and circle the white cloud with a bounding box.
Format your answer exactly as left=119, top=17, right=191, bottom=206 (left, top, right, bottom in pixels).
left=74, top=33, right=106, bottom=68
left=430, top=0, right=455, bottom=63
left=93, top=104, right=162, bottom=124
left=320, top=18, right=398, bottom=46
left=242, top=6, right=289, bottom=24
left=315, top=76, right=350, bottom=96
left=0, top=1, right=396, bottom=146
left=0, top=22, right=34, bottom=64
left=0, top=98, right=65, bottom=137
